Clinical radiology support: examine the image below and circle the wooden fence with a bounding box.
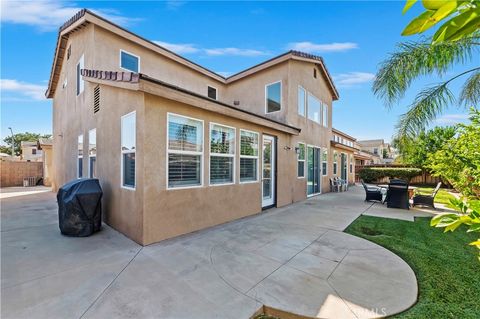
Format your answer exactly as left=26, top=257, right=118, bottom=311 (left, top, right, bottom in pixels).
left=355, top=164, right=442, bottom=185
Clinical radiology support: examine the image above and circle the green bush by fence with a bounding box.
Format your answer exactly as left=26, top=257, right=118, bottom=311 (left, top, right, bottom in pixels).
left=358, top=167, right=422, bottom=183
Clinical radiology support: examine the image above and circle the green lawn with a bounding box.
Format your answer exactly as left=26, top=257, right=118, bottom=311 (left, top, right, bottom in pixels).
left=414, top=187, right=457, bottom=207
left=345, top=216, right=480, bottom=318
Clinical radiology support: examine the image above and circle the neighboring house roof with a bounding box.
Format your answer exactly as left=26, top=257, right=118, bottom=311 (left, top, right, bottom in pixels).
left=81, top=69, right=301, bottom=135
left=332, top=128, right=356, bottom=141
left=20, top=141, right=38, bottom=147
left=46, top=9, right=339, bottom=100
left=357, top=139, right=385, bottom=146
left=330, top=141, right=358, bottom=152
left=38, top=138, right=53, bottom=150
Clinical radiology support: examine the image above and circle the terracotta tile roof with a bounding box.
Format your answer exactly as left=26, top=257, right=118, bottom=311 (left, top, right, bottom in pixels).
left=80, top=69, right=140, bottom=82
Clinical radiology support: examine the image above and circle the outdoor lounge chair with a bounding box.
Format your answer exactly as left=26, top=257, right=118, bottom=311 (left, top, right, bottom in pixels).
left=361, top=180, right=383, bottom=202
left=330, top=178, right=341, bottom=192
left=385, top=182, right=410, bottom=209
left=412, top=182, right=442, bottom=209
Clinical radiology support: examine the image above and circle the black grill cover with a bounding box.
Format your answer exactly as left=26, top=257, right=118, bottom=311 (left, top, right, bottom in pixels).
left=57, top=178, right=103, bottom=236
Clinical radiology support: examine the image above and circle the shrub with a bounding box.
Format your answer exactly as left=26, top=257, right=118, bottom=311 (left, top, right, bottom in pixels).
left=358, top=167, right=422, bottom=183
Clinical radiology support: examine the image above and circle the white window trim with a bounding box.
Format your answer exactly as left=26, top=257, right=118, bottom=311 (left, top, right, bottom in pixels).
left=76, top=54, right=84, bottom=96
left=322, top=149, right=328, bottom=176
left=77, top=134, right=83, bottom=179
left=207, top=85, right=218, bottom=100
left=322, top=102, right=328, bottom=128
left=120, top=111, right=136, bottom=190
left=297, top=142, right=305, bottom=179
left=333, top=151, right=338, bottom=175
left=166, top=112, right=204, bottom=190
left=88, top=128, right=96, bottom=178
left=119, top=49, right=141, bottom=73
left=265, top=80, right=282, bottom=114
left=298, top=85, right=306, bottom=117
left=307, top=92, right=321, bottom=124
left=239, top=129, right=260, bottom=184
left=209, top=122, right=236, bottom=186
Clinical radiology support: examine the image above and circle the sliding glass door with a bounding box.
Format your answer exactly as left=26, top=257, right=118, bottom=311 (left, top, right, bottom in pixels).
left=307, top=146, right=321, bottom=195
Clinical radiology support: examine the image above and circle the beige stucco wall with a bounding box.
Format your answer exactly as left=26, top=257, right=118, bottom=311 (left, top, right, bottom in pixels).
left=42, top=145, right=53, bottom=186
left=142, top=93, right=297, bottom=244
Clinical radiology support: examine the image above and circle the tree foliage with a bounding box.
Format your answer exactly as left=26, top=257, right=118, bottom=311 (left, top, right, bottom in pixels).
left=2, top=132, right=51, bottom=156
left=402, top=0, right=480, bottom=44
left=427, top=108, right=480, bottom=198
left=393, top=126, right=456, bottom=168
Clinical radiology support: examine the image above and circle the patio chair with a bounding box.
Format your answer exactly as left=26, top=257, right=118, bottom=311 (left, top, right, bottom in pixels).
left=361, top=180, right=383, bottom=202
left=330, top=178, right=341, bottom=192
left=412, top=182, right=442, bottom=209
left=385, top=182, right=410, bottom=209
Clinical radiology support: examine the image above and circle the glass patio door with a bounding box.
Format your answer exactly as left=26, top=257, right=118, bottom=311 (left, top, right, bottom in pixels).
left=262, top=135, right=275, bottom=208
left=307, top=146, right=321, bottom=195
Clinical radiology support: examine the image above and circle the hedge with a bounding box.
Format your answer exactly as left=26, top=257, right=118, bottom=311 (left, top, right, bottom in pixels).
left=358, top=167, right=422, bottom=183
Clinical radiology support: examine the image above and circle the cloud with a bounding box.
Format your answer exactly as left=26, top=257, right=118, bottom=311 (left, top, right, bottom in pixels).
left=153, top=41, right=268, bottom=57
left=1, top=79, right=46, bottom=100
left=0, top=0, right=139, bottom=31
left=333, top=72, right=375, bottom=87
left=287, top=41, right=358, bottom=53
left=154, top=41, right=200, bottom=54
left=204, top=47, right=268, bottom=57
left=434, top=114, right=470, bottom=125
left=166, top=0, right=186, bottom=10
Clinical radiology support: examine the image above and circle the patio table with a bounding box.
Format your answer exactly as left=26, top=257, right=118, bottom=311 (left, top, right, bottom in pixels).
left=378, top=184, right=417, bottom=199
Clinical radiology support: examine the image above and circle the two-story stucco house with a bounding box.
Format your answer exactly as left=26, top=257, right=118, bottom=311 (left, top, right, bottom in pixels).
left=46, top=10, right=345, bottom=245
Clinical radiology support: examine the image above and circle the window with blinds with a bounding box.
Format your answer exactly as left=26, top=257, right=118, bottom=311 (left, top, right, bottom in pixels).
left=121, top=112, right=136, bottom=189
left=168, top=114, right=203, bottom=188
left=210, top=123, right=235, bottom=185
left=240, top=130, right=259, bottom=182
left=297, top=142, right=305, bottom=178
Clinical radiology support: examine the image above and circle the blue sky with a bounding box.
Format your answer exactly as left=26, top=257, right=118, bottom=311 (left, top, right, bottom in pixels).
left=0, top=0, right=474, bottom=144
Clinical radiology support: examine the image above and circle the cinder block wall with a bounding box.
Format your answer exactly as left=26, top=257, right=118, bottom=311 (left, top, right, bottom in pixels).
left=0, top=161, right=43, bottom=187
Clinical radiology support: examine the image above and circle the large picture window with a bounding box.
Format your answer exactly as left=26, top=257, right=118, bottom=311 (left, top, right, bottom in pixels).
left=240, top=130, right=259, bottom=183
left=265, top=81, right=281, bottom=113
left=168, top=114, right=203, bottom=188
left=322, top=149, right=328, bottom=176
left=120, top=50, right=139, bottom=72
left=77, top=134, right=83, bottom=178
left=121, top=112, right=136, bottom=189
left=298, top=86, right=306, bottom=116
left=297, top=142, right=305, bottom=178
left=210, top=123, right=235, bottom=185
left=89, top=129, right=96, bottom=178
left=307, top=93, right=321, bottom=124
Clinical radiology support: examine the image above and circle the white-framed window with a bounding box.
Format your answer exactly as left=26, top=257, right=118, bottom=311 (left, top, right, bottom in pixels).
left=265, top=81, right=281, bottom=113
left=373, top=148, right=378, bottom=155
left=240, top=129, right=259, bottom=183
left=322, top=149, right=328, bottom=176
left=298, top=86, right=306, bottom=116
left=121, top=111, right=136, bottom=189
left=120, top=50, right=140, bottom=73
left=307, top=93, right=321, bottom=124
left=88, top=129, right=97, bottom=178
left=297, top=142, right=305, bottom=178
left=208, top=86, right=217, bottom=100
left=77, top=134, right=83, bottom=178
left=322, top=103, right=328, bottom=127
left=210, top=123, right=235, bottom=185
left=350, top=154, right=354, bottom=174
left=76, top=54, right=84, bottom=96
left=167, top=113, right=203, bottom=189
left=333, top=151, right=338, bottom=175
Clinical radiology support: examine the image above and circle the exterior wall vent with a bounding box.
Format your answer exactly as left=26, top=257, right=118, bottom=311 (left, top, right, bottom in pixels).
left=313, top=68, right=317, bottom=78
left=93, top=85, right=100, bottom=113
left=234, top=100, right=240, bottom=106
left=67, top=45, right=71, bottom=60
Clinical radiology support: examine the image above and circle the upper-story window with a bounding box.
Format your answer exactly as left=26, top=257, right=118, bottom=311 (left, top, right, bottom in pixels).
left=120, top=50, right=140, bottom=73
left=76, top=54, right=84, bottom=96
left=322, top=103, right=328, bottom=127
left=298, top=86, right=306, bottom=116
left=265, top=81, right=281, bottom=113
left=208, top=86, right=217, bottom=100
left=307, top=93, right=321, bottom=124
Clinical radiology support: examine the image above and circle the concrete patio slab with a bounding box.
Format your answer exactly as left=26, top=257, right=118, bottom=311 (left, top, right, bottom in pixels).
left=1, top=186, right=418, bottom=319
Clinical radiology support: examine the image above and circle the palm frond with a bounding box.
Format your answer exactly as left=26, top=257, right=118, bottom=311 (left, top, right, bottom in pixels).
left=460, top=70, right=480, bottom=107
left=373, top=36, right=479, bottom=106
left=396, top=83, right=456, bottom=138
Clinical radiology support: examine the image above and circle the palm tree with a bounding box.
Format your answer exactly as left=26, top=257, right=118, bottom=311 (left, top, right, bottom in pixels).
left=373, top=33, right=480, bottom=138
